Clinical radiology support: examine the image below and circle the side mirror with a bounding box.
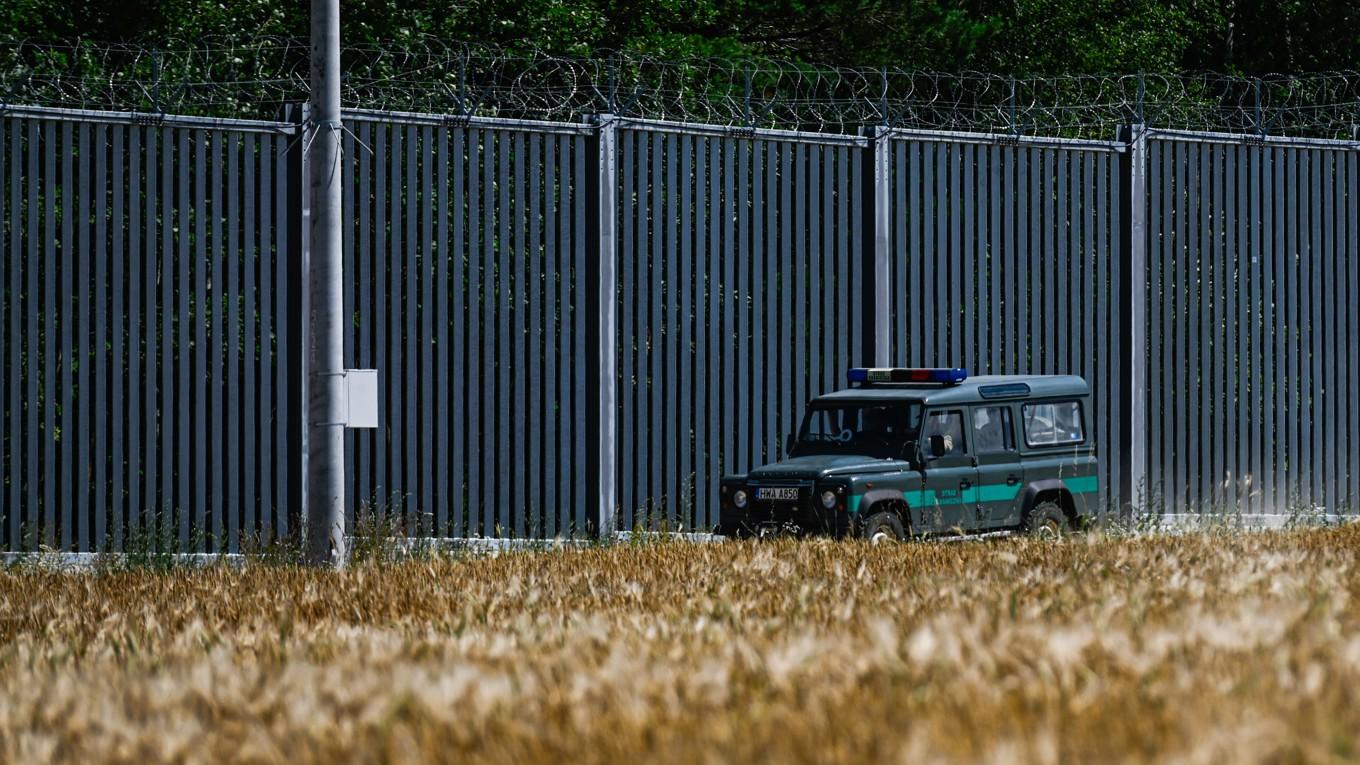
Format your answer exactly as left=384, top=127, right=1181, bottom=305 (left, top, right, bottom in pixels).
left=928, top=434, right=948, bottom=459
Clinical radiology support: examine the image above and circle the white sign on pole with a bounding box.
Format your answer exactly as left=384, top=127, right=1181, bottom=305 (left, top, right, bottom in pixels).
left=343, top=369, right=379, bottom=429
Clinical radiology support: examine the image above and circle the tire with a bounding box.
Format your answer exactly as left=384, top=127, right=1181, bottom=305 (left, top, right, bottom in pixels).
left=860, top=511, right=906, bottom=544
left=1024, top=501, right=1067, bottom=539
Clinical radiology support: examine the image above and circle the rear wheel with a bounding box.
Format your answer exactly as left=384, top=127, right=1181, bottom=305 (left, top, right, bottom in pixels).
left=1024, top=501, right=1067, bottom=539
left=861, top=511, right=906, bottom=544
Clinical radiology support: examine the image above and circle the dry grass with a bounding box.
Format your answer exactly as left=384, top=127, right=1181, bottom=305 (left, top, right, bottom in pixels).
left=3, top=527, right=1360, bottom=764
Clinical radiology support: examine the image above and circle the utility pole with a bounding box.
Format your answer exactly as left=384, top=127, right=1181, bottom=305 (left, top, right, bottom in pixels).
left=307, top=0, right=346, bottom=566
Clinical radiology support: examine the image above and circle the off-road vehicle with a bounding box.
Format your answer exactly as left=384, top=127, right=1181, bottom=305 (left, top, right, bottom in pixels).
left=717, top=367, right=1098, bottom=541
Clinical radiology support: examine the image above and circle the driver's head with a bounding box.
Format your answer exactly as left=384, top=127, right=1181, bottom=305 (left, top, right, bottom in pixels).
left=864, top=407, right=890, bottom=432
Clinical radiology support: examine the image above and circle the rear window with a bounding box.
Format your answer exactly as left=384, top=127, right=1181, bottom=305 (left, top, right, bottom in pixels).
left=1022, top=401, right=1085, bottom=446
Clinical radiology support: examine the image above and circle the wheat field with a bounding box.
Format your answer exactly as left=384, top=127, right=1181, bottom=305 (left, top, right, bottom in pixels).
left=2, top=526, right=1359, bottom=764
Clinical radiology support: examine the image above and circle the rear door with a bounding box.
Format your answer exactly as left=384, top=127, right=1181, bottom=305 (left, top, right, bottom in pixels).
left=1020, top=398, right=1098, bottom=518
left=913, top=409, right=979, bottom=532
left=971, top=404, right=1023, bottom=527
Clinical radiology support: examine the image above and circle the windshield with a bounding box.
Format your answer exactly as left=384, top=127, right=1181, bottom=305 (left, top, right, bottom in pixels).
left=791, top=401, right=924, bottom=458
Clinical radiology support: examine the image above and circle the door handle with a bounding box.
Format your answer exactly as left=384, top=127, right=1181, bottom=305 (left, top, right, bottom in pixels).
left=959, top=480, right=972, bottom=490
left=1006, top=474, right=1021, bottom=486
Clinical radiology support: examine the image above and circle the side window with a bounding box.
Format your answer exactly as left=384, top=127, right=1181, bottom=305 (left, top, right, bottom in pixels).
left=922, top=410, right=967, bottom=457
left=1022, top=401, right=1086, bottom=446
left=972, top=405, right=1016, bottom=453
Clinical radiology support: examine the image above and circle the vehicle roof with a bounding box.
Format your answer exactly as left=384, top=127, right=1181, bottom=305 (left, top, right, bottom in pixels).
left=813, top=374, right=1090, bottom=406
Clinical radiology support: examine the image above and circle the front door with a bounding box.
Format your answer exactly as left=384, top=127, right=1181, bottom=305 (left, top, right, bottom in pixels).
left=913, top=409, right=978, bottom=532
left=971, top=403, right=1023, bottom=528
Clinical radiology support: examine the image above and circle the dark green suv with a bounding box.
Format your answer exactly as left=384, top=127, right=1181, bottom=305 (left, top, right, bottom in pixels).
left=717, top=368, right=1098, bottom=541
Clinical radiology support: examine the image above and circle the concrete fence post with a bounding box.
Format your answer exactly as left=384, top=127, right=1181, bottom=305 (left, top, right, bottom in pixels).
left=864, top=125, right=893, bottom=366
left=285, top=104, right=311, bottom=545
left=1120, top=123, right=1149, bottom=518
left=586, top=114, right=619, bottom=538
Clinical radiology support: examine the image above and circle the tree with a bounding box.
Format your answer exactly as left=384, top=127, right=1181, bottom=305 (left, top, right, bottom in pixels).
left=4, top=0, right=1358, bottom=74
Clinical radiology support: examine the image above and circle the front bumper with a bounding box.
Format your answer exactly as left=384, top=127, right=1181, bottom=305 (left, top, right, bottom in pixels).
left=716, top=495, right=851, bottom=538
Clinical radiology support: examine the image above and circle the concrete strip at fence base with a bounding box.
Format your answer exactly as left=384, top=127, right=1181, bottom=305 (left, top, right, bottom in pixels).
left=1143, top=513, right=1354, bottom=531
left=7, top=521, right=1354, bottom=570
left=0, top=532, right=724, bottom=569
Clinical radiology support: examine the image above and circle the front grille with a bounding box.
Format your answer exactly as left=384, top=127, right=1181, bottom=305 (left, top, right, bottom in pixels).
left=723, top=482, right=850, bottom=537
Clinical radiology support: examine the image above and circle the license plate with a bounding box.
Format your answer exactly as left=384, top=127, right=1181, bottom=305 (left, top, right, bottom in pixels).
left=756, top=487, right=799, bottom=501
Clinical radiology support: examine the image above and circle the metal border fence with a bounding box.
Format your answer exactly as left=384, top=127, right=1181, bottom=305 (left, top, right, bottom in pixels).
left=0, top=106, right=299, bottom=553
left=1143, top=131, right=1360, bottom=515
left=613, top=120, right=872, bottom=530
left=884, top=132, right=1128, bottom=510
left=0, top=82, right=1357, bottom=550
left=338, top=109, right=595, bottom=538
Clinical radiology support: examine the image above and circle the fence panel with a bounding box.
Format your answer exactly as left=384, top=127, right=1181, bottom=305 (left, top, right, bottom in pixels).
left=342, top=111, right=592, bottom=538
left=4, top=104, right=1358, bottom=553
left=614, top=124, right=872, bottom=531
left=888, top=135, right=1127, bottom=512
left=1145, top=135, right=1359, bottom=514
left=0, top=108, right=297, bottom=553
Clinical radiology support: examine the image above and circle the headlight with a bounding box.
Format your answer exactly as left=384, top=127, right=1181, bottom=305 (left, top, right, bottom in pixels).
left=733, top=489, right=749, bottom=508
left=820, top=490, right=837, bottom=509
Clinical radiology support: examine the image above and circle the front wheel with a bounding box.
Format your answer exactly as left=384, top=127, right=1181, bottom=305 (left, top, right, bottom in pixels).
left=860, top=511, right=906, bottom=544
left=1024, top=501, right=1067, bottom=539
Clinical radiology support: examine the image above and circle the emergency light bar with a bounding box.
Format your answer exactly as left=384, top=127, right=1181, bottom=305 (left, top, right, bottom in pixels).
left=847, top=367, right=968, bottom=385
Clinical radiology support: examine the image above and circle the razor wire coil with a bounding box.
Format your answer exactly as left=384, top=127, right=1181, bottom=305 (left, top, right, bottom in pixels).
left=2, top=37, right=1358, bottom=138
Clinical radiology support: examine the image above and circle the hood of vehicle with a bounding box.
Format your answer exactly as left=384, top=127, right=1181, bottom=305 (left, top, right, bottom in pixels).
left=746, top=454, right=905, bottom=481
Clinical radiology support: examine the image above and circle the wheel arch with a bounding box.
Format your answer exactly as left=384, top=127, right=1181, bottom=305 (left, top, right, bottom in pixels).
left=860, top=489, right=911, bottom=532
left=1017, top=480, right=1078, bottom=525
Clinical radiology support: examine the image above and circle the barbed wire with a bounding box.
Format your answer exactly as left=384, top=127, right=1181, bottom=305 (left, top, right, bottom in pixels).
left=2, top=38, right=1359, bottom=138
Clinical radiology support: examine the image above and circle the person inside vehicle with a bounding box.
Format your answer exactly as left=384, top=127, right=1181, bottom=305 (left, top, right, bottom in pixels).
left=924, top=412, right=961, bottom=457
left=859, top=406, right=896, bottom=446
left=973, top=408, right=1002, bottom=451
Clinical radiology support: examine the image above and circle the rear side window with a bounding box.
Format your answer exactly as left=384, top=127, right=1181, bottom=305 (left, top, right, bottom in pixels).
left=1022, top=401, right=1085, bottom=446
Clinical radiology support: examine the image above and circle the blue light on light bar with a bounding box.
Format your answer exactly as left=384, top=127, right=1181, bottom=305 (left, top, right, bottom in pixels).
left=846, top=367, right=968, bottom=385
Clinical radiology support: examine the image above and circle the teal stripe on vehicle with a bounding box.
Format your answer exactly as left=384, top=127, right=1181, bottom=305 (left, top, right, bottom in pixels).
left=904, top=483, right=1021, bottom=508
left=977, top=484, right=1021, bottom=503
left=903, top=490, right=935, bottom=506
left=1063, top=475, right=1099, bottom=494
left=898, top=479, right=1094, bottom=510
left=860, top=479, right=1089, bottom=516
left=904, top=489, right=968, bottom=506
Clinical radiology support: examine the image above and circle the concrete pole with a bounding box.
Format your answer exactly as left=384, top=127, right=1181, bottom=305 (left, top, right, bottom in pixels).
left=307, top=0, right=347, bottom=566
left=868, top=126, right=892, bottom=366
left=1122, top=123, right=1148, bottom=521
left=588, top=114, right=618, bottom=538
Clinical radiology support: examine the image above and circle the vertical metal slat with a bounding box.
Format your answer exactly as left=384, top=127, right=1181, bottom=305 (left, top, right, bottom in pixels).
left=678, top=133, right=694, bottom=528
left=43, top=121, right=58, bottom=542
left=405, top=125, right=421, bottom=533
left=420, top=125, right=435, bottom=535
left=241, top=132, right=256, bottom=543
left=92, top=123, right=109, bottom=549
left=58, top=121, right=74, bottom=548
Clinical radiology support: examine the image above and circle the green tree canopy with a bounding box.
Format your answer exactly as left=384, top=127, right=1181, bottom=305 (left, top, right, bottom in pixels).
left=5, top=0, right=1358, bottom=74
